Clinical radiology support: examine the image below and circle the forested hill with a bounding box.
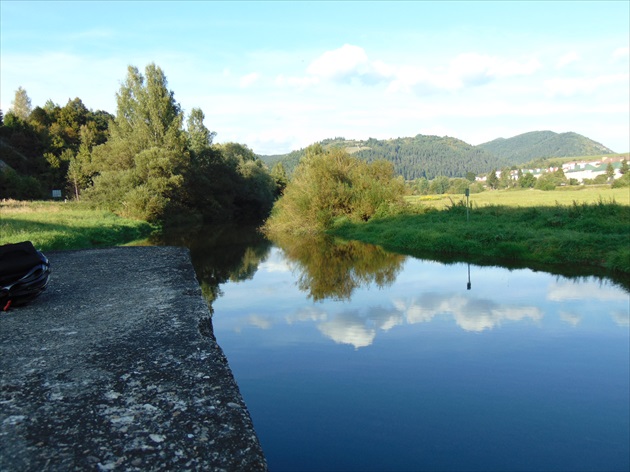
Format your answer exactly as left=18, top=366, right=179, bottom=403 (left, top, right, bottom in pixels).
left=261, top=135, right=505, bottom=180
left=477, top=131, right=615, bottom=165
left=260, top=131, right=615, bottom=180
left=351, top=135, right=502, bottom=180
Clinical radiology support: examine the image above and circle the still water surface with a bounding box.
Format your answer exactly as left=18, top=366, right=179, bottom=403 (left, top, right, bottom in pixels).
left=179, top=229, right=629, bottom=471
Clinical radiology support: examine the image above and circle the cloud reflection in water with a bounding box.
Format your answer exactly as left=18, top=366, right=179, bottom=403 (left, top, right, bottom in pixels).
left=237, top=292, right=545, bottom=348
left=219, top=239, right=629, bottom=349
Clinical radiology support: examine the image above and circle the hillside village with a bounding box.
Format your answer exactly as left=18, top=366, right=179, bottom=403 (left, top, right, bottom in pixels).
left=478, top=156, right=627, bottom=184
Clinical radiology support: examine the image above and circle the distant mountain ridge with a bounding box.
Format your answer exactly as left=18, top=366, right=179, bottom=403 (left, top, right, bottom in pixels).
left=477, top=131, right=614, bottom=166
left=260, top=131, right=616, bottom=180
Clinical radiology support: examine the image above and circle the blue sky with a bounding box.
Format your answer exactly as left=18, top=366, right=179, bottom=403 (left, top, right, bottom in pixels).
left=2, top=1, right=628, bottom=154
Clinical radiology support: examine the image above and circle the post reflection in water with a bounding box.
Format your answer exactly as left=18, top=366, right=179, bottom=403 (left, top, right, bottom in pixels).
left=198, top=228, right=629, bottom=472
left=467, top=262, right=471, bottom=290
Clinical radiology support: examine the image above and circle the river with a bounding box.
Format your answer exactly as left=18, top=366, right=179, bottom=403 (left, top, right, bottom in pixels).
left=157, top=225, right=630, bottom=471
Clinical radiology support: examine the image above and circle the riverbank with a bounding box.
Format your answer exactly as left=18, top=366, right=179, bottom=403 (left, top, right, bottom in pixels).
left=330, top=199, right=630, bottom=278
left=0, top=246, right=267, bottom=471
left=0, top=200, right=155, bottom=251
left=3, top=191, right=629, bottom=279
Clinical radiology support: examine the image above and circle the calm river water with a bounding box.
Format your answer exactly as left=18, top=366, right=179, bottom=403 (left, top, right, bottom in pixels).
left=161, top=227, right=630, bottom=471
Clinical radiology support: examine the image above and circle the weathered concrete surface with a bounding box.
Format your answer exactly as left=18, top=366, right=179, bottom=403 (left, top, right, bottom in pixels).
left=0, top=246, right=267, bottom=471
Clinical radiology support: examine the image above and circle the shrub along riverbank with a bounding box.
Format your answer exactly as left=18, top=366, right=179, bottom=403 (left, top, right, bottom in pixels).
left=330, top=198, right=630, bottom=277
left=0, top=200, right=155, bottom=251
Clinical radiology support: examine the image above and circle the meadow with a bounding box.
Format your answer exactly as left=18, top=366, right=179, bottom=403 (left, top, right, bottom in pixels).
left=0, top=200, right=155, bottom=251
left=332, top=186, right=630, bottom=277
left=406, top=186, right=630, bottom=210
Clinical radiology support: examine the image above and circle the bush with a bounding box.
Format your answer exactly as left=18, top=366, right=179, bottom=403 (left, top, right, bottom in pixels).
left=535, top=173, right=557, bottom=191
left=0, top=167, right=46, bottom=199
left=264, top=145, right=406, bottom=235
left=612, top=173, right=630, bottom=188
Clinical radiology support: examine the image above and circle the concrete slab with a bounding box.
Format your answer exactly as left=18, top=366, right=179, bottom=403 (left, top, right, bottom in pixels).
left=0, top=246, right=267, bottom=471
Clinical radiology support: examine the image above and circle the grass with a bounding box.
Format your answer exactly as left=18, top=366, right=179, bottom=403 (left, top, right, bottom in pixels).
left=331, top=189, right=630, bottom=280
left=0, top=200, right=156, bottom=251
left=406, top=186, right=630, bottom=210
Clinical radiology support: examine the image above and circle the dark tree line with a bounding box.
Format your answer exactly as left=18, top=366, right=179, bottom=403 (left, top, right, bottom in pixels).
left=0, top=97, right=113, bottom=199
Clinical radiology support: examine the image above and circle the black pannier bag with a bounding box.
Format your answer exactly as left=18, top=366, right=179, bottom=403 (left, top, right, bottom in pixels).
left=0, top=241, right=51, bottom=311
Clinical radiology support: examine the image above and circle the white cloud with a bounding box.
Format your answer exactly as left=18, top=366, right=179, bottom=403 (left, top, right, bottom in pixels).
left=556, top=51, right=581, bottom=69
left=449, top=53, right=497, bottom=86
left=285, top=305, right=402, bottom=348
left=386, top=65, right=443, bottom=94
left=307, top=44, right=369, bottom=79
left=286, top=306, right=327, bottom=325
left=318, top=312, right=376, bottom=349
left=387, top=53, right=540, bottom=95
left=547, top=280, right=629, bottom=302
left=399, top=293, right=543, bottom=332
left=239, top=72, right=260, bottom=88
left=560, top=311, right=582, bottom=327
left=611, top=310, right=630, bottom=327
left=275, top=74, right=320, bottom=89
left=246, top=314, right=274, bottom=330
left=544, top=73, right=630, bottom=97
left=279, top=44, right=391, bottom=89
left=613, top=46, right=630, bottom=60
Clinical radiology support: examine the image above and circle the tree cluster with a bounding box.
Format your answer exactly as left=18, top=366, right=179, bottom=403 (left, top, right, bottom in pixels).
left=1, top=93, right=112, bottom=199
left=1, top=64, right=279, bottom=224
left=264, top=145, right=407, bottom=236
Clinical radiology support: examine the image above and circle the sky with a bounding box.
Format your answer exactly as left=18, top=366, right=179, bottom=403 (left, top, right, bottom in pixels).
left=1, top=1, right=629, bottom=155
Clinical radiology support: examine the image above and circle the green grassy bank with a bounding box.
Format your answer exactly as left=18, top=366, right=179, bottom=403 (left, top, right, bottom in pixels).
left=407, top=186, right=630, bottom=210
left=0, top=200, right=156, bottom=251
left=331, top=191, right=630, bottom=277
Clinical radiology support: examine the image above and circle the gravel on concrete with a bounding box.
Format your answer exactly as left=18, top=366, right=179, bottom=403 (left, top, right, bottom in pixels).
left=0, top=246, right=267, bottom=471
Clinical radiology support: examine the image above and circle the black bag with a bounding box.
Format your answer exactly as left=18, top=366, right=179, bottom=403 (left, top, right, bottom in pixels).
left=0, top=241, right=51, bottom=311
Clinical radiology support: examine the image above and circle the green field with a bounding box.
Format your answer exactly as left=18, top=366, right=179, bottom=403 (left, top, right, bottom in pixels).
left=406, top=186, right=630, bottom=210
left=0, top=200, right=155, bottom=251
left=333, top=187, right=630, bottom=279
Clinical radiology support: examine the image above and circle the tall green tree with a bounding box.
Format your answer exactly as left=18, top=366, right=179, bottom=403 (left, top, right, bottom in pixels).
left=414, top=177, right=430, bottom=195
left=429, top=176, right=450, bottom=194
left=186, top=107, right=216, bottom=157
left=270, top=161, right=288, bottom=196
left=518, top=171, right=537, bottom=188
left=11, top=87, right=32, bottom=120
left=499, top=167, right=513, bottom=189
left=86, top=64, right=189, bottom=221
left=215, top=142, right=276, bottom=220
left=66, top=123, right=100, bottom=200
left=486, top=169, right=499, bottom=189
left=606, top=162, right=615, bottom=182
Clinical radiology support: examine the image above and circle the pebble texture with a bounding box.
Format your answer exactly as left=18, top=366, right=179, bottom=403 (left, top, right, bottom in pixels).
left=0, top=246, right=267, bottom=471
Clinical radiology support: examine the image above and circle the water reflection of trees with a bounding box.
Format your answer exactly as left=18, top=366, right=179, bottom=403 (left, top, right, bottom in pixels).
left=152, top=224, right=272, bottom=305
left=270, top=233, right=406, bottom=301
